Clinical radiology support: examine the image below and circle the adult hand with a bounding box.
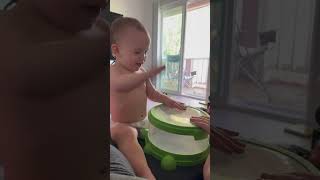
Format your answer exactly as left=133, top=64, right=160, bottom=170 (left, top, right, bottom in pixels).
left=190, top=115, right=245, bottom=180
left=190, top=116, right=246, bottom=154
left=189, top=116, right=210, bottom=180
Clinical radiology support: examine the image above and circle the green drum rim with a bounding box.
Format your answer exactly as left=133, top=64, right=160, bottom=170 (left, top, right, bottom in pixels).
left=144, top=131, right=210, bottom=168
left=212, top=138, right=320, bottom=176
left=148, top=104, right=209, bottom=140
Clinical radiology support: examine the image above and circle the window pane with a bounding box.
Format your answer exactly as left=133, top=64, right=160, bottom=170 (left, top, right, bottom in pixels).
left=160, top=6, right=183, bottom=92
left=182, top=2, right=210, bottom=98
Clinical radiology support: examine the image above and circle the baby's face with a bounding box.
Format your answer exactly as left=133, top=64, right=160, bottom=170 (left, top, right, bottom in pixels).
left=115, top=28, right=150, bottom=72
left=31, top=0, right=107, bottom=32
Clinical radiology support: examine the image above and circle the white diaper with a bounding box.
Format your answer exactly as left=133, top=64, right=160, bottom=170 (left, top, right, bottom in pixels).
left=130, top=118, right=149, bottom=129
left=110, top=114, right=149, bottom=129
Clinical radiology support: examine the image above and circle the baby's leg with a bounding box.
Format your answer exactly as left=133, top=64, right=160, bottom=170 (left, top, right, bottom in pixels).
left=111, top=123, right=155, bottom=180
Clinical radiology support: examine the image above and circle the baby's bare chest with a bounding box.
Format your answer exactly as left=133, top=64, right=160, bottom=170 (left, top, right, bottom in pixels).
left=111, top=82, right=147, bottom=107
left=125, top=82, right=147, bottom=101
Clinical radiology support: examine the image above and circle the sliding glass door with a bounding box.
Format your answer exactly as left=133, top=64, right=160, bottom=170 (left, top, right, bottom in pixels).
left=158, top=0, right=210, bottom=100
left=159, top=3, right=185, bottom=93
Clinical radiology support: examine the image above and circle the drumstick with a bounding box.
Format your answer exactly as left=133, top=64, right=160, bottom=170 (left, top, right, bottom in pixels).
left=216, top=126, right=240, bottom=136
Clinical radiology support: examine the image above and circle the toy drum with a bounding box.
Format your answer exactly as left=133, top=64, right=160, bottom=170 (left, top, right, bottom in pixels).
left=213, top=139, right=320, bottom=180
left=142, top=104, right=210, bottom=171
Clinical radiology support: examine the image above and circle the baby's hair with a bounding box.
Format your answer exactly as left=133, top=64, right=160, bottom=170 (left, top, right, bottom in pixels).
left=4, top=0, right=17, bottom=10
left=111, top=17, right=148, bottom=44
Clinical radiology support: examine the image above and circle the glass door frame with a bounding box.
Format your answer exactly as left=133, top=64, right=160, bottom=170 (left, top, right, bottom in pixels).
left=306, top=0, right=320, bottom=127
left=157, top=0, right=187, bottom=96
left=156, top=0, right=211, bottom=100
left=211, top=0, right=234, bottom=107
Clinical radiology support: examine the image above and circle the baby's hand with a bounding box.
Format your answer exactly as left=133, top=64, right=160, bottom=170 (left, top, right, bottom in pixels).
left=164, top=99, right=186, bottom=110
left=147, top=65, right=166, bottom=78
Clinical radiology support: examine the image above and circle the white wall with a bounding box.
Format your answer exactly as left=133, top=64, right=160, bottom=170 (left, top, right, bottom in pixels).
left=110, top=0, right=154, bottom=70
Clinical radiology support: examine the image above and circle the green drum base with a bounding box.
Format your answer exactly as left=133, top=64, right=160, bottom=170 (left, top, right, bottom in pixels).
left=143, top=129, right=209, bottom=171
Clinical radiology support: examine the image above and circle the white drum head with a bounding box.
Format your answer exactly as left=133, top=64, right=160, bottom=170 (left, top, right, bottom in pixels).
left=213, top=141, right=316, bottom=180
left=150, top=105, right=208, bottom=128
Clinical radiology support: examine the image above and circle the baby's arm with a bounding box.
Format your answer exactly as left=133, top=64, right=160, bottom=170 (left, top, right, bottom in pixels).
left=110, top=66, right=165, bottom=92
left=146, top=77, right=186, bottom=110
left=145, top=78, right=169, bottom=103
